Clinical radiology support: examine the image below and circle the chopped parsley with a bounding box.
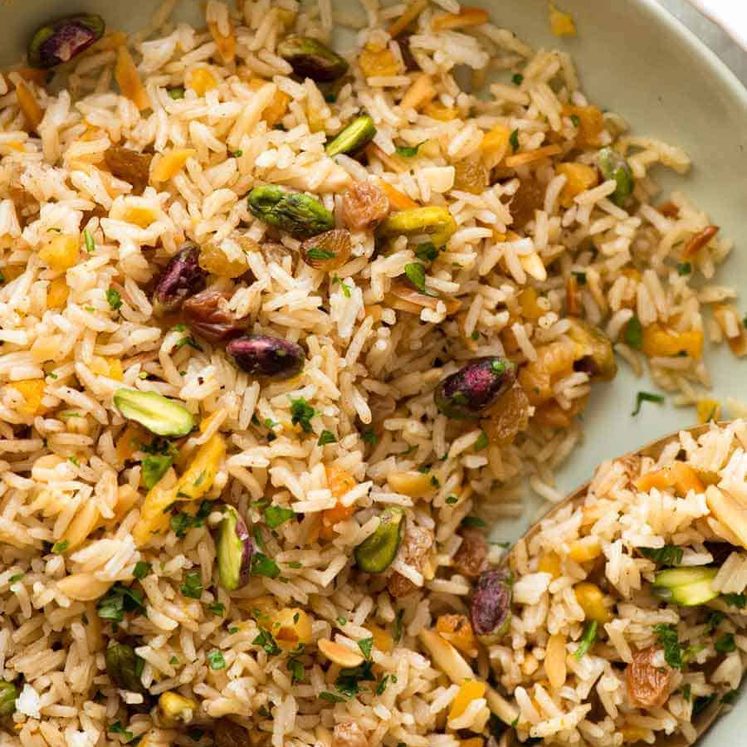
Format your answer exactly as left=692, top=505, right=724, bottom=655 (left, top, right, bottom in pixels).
left=404, top=262, right=428, bottom=294
left=141, top=453, right=173, bottom=489
left=677, top=261, right=692, bottom=276
left=319, top=691, right=346, bottom=703
left=376, top=674, right=392, bottom=694
left=723, top=593, right=747, bottom=608
left=361, top=429, right=378, bottom=445
left=509, top=128, right=520, bottom=153
left=170, top=500, right=211, bottom=538
left=108, top=721, right=135, bottom=743
left=393, top=609, right=405, bottom=643
left=97, top=583, right=145, bottom=623
left=8, top=573, right=23, bottom=583
left=461, top=516, right=487, bottom=528
left=722, top=689, right=739, bottom=705
left=306, top=247, right=336, bottom=261
left=357, top=637, right=374, bottom=659
left=654, top=623, right=683, bottom=669
left=681, top=683, right=692, bottom=701
left=574, top=620, right=598, bottom=660
left=208, top=602, right=225, bottom=616
left=632, top=390, right=665, bottom=416
left=133, top=561, right=152, bottom=580
left=167, top=86, right=185, bottom=99
left=83, top=229, right=95, bottom=254
left=251, top=553, right=280, bottom=579
left=395, top=141, right=424, bottom=158
left=474, top=431, right=489, bottom=451
left=445, top=495, right=458, bottom=505
left=51, top=540, right=69, bottom=554
left=334, top=660, right=375, bottom=699
left=206, top=649, right=226, bottom=670
left=333, top=275, right=352, bottom=297
left=571, top=270, right=587, bottom=285
left=288, top=657, right=305, bottom=683
left=232, top=149, right=243, bottom=157
left=317, top=430, right=337, bottom=446
left=624, top=314, right=643, bottom=349
left=570, top=113, right=581, bottom=127
left=263, top=505, right=296, bottom=529
left=180, top=571, right=203, bottom=599
left=638, top=545, right=683, bottom=566
left=693, top=693, right=716, bottom=717
left=290, top=397, right=315, bottom=433
left=715, top=633, right=736, bottom=654
left=106, top=288, right=123, bottom=311
left=512, top=73, right=524, bottom=85
left=414, top=241, right=439, bottom=262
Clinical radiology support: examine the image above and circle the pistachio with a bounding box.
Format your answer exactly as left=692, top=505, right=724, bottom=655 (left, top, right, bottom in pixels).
left=379, top=206, right=457, bottom=247
left=28, top=14, right=105, bottom=68
left=226, top=335, right=305, bottom=380
left=567, top=318, right=617, bottom=381
left=325, top=115, right=377, bottom=157
left=183, top=289, right=245, bottom=343
left=114, top=388, right=194, bottom=437
left=354, top=506, right=406, bottom=573
left=152, top=243, right=207, bottom=315
left=469, top=569, right=512, bottom=642
left=598, top=147, right=633, bottom=206
left=300, top=228, right=352, bottom=271
left=0, top=681, right=18, bottom=717
left=247, top=186, right=335, bottom=239
left=277, top=35, right=349, bottom=82
left=159, top=691, right=198, bottom=725
left=105, top=642, right=145, bottom=693
left=435, top=357, right=517, bottom=419
left=216, top=506, right=253, bottom=591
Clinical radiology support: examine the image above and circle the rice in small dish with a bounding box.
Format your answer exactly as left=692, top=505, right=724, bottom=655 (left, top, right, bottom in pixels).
left=0, top=0, right=740, bottom=745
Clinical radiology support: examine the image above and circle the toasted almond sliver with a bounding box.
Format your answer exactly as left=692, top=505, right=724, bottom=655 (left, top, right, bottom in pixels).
left=317, top=638, right=364, bottom=668
left=57, top=574, right=113, bottom=601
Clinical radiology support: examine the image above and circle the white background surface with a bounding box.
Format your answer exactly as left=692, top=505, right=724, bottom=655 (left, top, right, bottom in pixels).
left=664, top=0, right=747, bottom=81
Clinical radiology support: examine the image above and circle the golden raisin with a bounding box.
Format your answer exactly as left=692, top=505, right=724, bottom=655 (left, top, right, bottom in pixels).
left=452, top=528, right=488, bottom=578
left=198, top=241, right=250, bottom=278
left=341, top=181, right=390, bottom=231
left=103, top=146, right=153, bottom=194
left=482, top=384, right=530, bottom=446
left=625, top=647, right=673, bottom=709
left=300, top=229, right=352, bottom=272
left=510, top=177, right=545, bottom=230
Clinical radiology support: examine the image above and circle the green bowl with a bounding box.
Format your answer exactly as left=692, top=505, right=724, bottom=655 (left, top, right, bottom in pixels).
left=3, top=0, right=746, bottom=741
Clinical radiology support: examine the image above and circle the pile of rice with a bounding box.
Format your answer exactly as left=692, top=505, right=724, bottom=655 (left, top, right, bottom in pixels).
left=507, top=419, right=747, bottom=745
left=0, top=0, right=738, bottom=745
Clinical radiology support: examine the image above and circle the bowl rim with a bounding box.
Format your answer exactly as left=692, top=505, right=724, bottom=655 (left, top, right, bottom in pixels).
left=636, top=0, right=747, bottom=106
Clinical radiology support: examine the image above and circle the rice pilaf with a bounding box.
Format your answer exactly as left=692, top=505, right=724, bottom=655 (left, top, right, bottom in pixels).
left=0, top=0, right=739, bottom=745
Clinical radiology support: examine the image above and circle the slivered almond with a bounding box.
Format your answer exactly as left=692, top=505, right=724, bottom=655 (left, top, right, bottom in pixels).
left=317, top=638, right=364, bottom=668
left=505, top=144, right=563, bottom=168
left=57, top=574, right=113, bottom=601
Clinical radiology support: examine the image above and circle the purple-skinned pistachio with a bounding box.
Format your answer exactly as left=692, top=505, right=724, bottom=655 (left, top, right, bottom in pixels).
left=226, top=335, right=305, bottom=380
left=216, top=506, right=253, bottom=591
left=152, top=243, right=207, bottom=316
left=183, top=289, right=245, bottom=344
left=434, top=357, right=517, bottom=419
left=28, top=14, right=105, bottom=68
left=469, top=568, right=512, bottom=642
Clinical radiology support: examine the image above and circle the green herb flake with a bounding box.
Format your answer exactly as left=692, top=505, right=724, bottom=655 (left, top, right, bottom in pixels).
left=393, top=608, right=405, bottom=643
left=357, top=637, right=374, bottom=659
left=288, top=658, right=305, bottom=683
left=572, top=270, right=587, bottom=285
left=375, top=674, right=391, bottom=694
left=624, top=314, right=643, bottom=349
left=570, top=114, right=581, bottom=127
left=290, top=397, right=316, bottom=433
left=681, top=683, right=692, bottom=701
left=461, top=516, right=487, bottom=528
left=395, top=141, right=425, bottom=158
left=445, top=494, right=458, bottom=505
left=512, top=73, right=524, bottom=85
left=722, top=689, right=739, bottom=705
left=474, top=431, right=489, bottom=451
left=106, top=288, right=123, bottom=311
left=677, top=261, right=692, bottom=276
left=108, top=721, right=135, bottom=743
left=693, top=694, right=716, bottom=717
left=263, top=505, right=296, bottom=529
left=8, top=573, right=24, bottom=583
left=319, top=691, right=346, bottom=703
left=509, top=129, right=520, bottom=153
left=232, top=149, right=243, bottom=157
left=133, top=561, right=152, bottom=580
left=414, top=241, right=439, bottom=262
left=715, top=633, right=736, bottom=654
left=317, top=430, right=337, bottom=446
left=97, top=583, right=145, bottom=623
left=638, top=545, right=683, bottom=566
left=251, top=553, right=280, bottom=579
left=361, top=429, right=378, bottom=445
left=723, top=593, right=747, bottom=608
left=208, top=602, right=225, bottom=616
left=83, top=229, right=95, bottom=254
left=206, top=649, right=226, bottom=670
left=337, top=615, right=348, bottom=626
left=574, top=620, right=598, bottom=660
left=404, top=262, right=428, bottom=294
left=306, top=247, right=336, bottom=261
left=167, top=86, right=186, bottom=100
left=632, top=390, right=665, bottom=416
left=334, top=660, right=375, bottom=699
left=169, top=655, right=180, bottom=665
left=180, top=571, right=203, bottom=599
left=51, top=540, right=69, bottom=554
left=654, top=623, right=683, bottom=669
